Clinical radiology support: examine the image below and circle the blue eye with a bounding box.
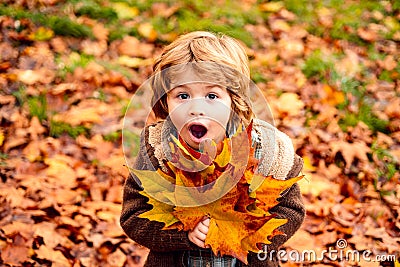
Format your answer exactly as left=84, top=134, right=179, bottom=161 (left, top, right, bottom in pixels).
left=178, top=93, right=190, bottom=100
left=207, top=93, right=218, bottom=100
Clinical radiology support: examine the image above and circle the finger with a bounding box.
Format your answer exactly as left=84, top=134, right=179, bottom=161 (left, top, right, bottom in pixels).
left=197, top=222, right=209, bottom=235
left=189, top=228, right=207, bottom=242
left=194, top=237, right=206, bottom=248
left=195, top=228, right=207, bottom=241
left=189, top=234, right=206, bottom=248
left=201, top=217, right=210, bottom=227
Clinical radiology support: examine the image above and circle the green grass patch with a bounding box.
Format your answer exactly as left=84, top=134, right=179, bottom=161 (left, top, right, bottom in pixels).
left=108, top=25, right=140, bottom=42
left=49, top=120, right=90, bottom=138
left=173, top=8, right=254, bottom=46
left=339, top=104, right=389, bottom=133
left=122, top=130, right=141, bottom=158
left=337, top=77, right=363, bottom=109
left=358, top=104, right=389, bottom=133
left=371, top=142, right=399, bottom=195
left=0, top=5, right=93, bottom=38
left=12, top=87, right=48, bottom=122
left=301, top=50, right=334, bottom=80
left=56, top=53, right=95, bottom=79
left=103, top=130, right=122, bottom=142
left=285, top=0, right=386, bottom=45
left=27, top=95, right=47, bottom=122
left=75, top=3, right=118, bottom=21
left=251, top=71, right=268, bottom=84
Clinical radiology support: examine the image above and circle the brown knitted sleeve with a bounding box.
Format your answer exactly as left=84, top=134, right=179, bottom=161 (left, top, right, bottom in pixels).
left=247, top=154, right=305, bottom=266
left=120, top=126, right=198, bottom=252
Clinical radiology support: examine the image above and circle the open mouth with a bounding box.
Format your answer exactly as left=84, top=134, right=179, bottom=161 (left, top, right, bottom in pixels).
left=189, top=124, right=208, bottom=139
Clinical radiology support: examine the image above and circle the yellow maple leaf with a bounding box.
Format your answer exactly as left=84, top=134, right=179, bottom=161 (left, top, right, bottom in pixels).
left=138, top=192, right=179, bottom=229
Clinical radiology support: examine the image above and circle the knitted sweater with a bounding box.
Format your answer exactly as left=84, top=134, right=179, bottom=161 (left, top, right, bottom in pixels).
left=120, top=119, right=305, bottom=267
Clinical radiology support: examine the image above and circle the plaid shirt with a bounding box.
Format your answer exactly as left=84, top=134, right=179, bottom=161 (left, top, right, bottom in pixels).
left=184, top=249, right=243, bottom=267
left=184, top=130, right=261, bottom=267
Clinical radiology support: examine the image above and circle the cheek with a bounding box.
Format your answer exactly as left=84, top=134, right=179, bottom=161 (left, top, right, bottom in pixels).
left=211, top=101, right=231, bottom=126
left=167, top=103, right=187, bottom=130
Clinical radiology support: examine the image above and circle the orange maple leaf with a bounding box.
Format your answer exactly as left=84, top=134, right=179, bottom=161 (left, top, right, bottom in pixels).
left=131, top=122, right=304, bottom=264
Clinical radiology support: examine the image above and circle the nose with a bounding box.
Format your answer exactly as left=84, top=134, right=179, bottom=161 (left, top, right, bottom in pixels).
left=188, top=99, right=205, bottom=116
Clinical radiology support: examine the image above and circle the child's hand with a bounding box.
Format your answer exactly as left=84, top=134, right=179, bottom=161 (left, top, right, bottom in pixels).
left=188, top=216, right=210, bottom=248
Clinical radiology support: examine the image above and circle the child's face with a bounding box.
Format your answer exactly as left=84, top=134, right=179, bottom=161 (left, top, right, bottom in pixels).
left=167, top=83, right=232, bottom=150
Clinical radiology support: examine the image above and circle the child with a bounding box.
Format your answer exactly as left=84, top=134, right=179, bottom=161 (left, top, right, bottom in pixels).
left=120, top=31, right=305, bottom=267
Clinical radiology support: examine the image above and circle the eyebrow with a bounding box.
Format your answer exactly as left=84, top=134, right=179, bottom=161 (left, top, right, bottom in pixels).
left=175, top=83, right=222, bottom=89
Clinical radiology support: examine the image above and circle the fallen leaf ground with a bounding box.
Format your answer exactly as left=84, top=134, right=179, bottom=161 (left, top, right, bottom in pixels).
left=0, top=1, right=399, bottom=266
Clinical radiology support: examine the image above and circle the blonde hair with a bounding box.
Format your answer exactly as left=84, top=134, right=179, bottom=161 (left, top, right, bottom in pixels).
left=151, top=31, right=254, bottom=127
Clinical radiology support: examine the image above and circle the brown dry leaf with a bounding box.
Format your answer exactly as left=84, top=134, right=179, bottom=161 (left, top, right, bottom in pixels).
left=33, top=222, right=73, bottom=249
left=379, top=55, right=397, bottom=71
left=107, top=248, right=126, bottom=267
left=269, top=19, right=291, bottom=33
left=117, top=36, right=154, bottom=58
left=35, top=245, right=70, bottom=266
left=284, top=229, right=322, bottom=257
left=1, top=242, right=32, bottom=266
left=151, top=2, right=180, bottom=18
left=52, top=99, right=109, bottom=126
left=1, top=221, right=34, bottom=240
left=330, top=203, right=363, bottom=227
left=83, top=201, right=122, bottom=215
left=0, top=94, right=16, bottom=105
left=103, top=153, right=129, bottom=177
left=385, top=98, right=400, bottom=118
left=3, top=129, right=28, bottom=152
left=44, top=156, right=77, bottom=188
left=23, top=140, right=41, bottom=162
left=53, top=188, right=82, bottom=205
left=28, top=116, right=46, bottom=139
left=92, top=23, right=109, bottom=41
left=105, top=184, right=123, bottom=203
left=277, top=38, right=304, bottom=59
left=0, top=186, right=36, bottom=209
left=81, top=40, right=107, bottom=56
left=51, top=83, right=79, bottom=95
left=91, top=134, right=114, bottom=161
left=357, top=27, right=379, bottom=41
left=329, top=141, right=371, bottom=169
left=347, top=234, right=376, bottom=251
left=15, top=69, right=55, bottom=85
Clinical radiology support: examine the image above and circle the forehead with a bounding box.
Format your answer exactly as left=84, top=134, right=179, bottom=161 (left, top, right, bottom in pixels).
left=170, top=68, right=219, bottom=88
left=167, top=62, right=231, bottom=90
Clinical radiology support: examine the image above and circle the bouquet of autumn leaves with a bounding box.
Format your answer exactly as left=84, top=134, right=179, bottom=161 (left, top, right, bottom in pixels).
left=130, top=122, right=303, bottom=264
